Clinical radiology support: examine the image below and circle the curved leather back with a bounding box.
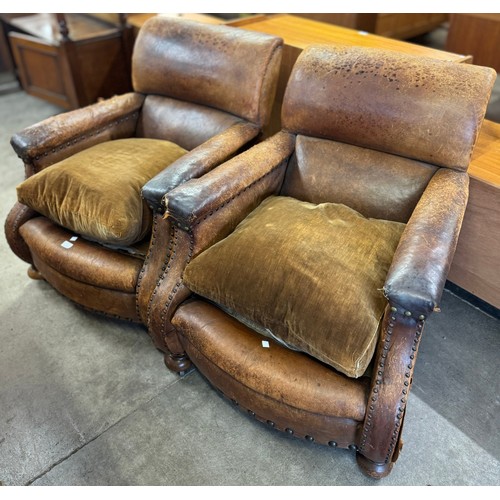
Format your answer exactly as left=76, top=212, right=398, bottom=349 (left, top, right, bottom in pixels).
left=282, top=45, right=496, bottom=170
left=132, top=16, right=283, bottom=127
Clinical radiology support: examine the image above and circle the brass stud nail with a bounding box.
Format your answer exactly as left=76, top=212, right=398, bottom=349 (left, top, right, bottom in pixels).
left=267, top=420, right=275, bottom=427
left=391, top=306, right=397, bottom=312
left=405, top=311, right=412, bottom=317
left=349, top=444, right=358, bottom=451
left=305, top=435, right=314, bottom=442
left=285, top=428, right=294, bottom=435
left=328, top=441, right=338, bottom=448
left=419, top=315, right=425, bottom=320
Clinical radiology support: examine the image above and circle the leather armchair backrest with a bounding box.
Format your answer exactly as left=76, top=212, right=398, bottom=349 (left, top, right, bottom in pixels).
left=282, top=45, right=496, bottom=171
left=136, top=96, right=243, bottom=150
left=132, top=16, right=283, bottom=127
left=281, top=135, right=438, bottom=222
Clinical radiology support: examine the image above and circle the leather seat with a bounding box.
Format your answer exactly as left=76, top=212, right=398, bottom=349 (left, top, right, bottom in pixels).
left=5, top=16, right=283, bottom=351
left=153, top=45, right=496, bottom=478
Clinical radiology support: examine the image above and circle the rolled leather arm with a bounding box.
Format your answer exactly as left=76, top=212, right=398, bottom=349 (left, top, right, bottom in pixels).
left=10, top=92, right=145, bottom=164
left=383, top=168, right=469, bottom=318
left=145, top=131, right=295, bottom=361
left=164, top=131, right=296, bottom=229
left=141, top=121, right=261, bottom=212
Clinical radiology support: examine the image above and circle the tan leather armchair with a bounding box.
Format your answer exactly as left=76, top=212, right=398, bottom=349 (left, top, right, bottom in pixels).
left=155, top=45, right=496, bottom=478
left=5, top=16, right=283, bottom=352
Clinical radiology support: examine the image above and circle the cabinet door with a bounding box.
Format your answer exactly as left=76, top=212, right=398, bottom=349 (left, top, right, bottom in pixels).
left=9, top=32, right=77, bottom=109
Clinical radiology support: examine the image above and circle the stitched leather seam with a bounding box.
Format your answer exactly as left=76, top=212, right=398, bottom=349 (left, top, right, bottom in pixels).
left=255, top=43, right=281, bottom=127
left=25, top=111, right=140, bottom=162
left=159, top=228, right=194, bottom=341
left=146, top=222, right=176, bottom=330
left=135, top=212, right=159, bottom=321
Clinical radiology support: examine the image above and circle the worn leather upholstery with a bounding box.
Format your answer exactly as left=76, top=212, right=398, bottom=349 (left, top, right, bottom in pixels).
left=5, top=17, right=283, bottom=339
left=160, top=45, right=496, bottom=478
left=132, top=16, right=282, bottom=127
left=282, top=45, right=494, bottom=170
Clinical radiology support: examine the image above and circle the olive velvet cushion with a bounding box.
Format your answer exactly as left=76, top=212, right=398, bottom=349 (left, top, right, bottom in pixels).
left=17, top=138, right=187, bottom=246
left=183, top=195, right=405, bottom=378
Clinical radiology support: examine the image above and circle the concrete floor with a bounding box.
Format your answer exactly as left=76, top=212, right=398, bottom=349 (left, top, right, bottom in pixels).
left=1, top=24, right=500, bottom=488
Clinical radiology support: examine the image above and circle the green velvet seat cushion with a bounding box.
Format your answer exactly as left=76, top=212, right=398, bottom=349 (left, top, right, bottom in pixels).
left=183, top=195, right=405, bottom=378
left=17, top=138, right=187, bottom=246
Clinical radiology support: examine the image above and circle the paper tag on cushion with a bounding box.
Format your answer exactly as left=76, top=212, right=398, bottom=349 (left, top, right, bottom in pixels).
left=61, top=241, right=73, bottom=249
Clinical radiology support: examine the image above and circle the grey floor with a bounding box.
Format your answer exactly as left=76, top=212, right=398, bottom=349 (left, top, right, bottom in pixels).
left=1, top=24, right=500, bottom=487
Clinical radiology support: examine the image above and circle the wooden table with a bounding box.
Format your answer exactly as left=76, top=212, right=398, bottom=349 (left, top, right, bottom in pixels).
left=229, top=14, right=499, bottom=310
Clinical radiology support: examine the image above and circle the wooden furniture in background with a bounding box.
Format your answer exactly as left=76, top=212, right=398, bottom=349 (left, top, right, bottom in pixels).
left=296, top=13, right=448, bottom=40
left=227, top=14, right=499, bottom=311
left=228, top=14, right=471, bottom=138
left=6, top=13, right=133, bottom=109
left=448, top=120, right=500, bottom=309
left=127, top=13, right=225, bottom=36
left=446, top=13, right=500, bottom=72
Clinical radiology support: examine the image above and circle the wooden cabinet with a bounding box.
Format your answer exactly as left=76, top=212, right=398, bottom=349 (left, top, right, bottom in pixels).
left=295, top=13, right=448, bottom=39
left=4, top=13, right=133, bottom=109
left=446, top=14, right=500, bottom=72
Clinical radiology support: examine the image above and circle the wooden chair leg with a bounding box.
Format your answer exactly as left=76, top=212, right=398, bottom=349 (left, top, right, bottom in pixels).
left=356, top=452, right=394, bottom=479
left=27, top=265, right=44, bottom=280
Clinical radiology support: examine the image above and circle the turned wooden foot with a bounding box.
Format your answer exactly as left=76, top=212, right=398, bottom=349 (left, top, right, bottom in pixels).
left=356, top=453, right=394, bottom=479
left=164, top=352, right=192, bottom=375
left=27, top=265, right=44, bottom=280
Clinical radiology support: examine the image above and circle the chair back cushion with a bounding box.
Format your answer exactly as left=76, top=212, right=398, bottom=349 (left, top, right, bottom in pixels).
left=132, top=16, right=283, bottom=127
left=136, top=95, right=243, bottom=150
left=282, top=45, right=496, bottom=170
left=281, top=135, right=438, bottom=222
left=17, top=138, right=187, bottom=246
left=183, top=195, right=405, bottom=378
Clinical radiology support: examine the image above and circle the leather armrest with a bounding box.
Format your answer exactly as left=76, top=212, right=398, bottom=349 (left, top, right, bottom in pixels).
left=164, top=131, right=296, bottom=229
left=144, top=131, right=295, bottom=356
left=10, top=93, right=145, bottom=164
left=383, top=168, right=469, bottom=318
left=141, top=121, right=261, bottom=212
